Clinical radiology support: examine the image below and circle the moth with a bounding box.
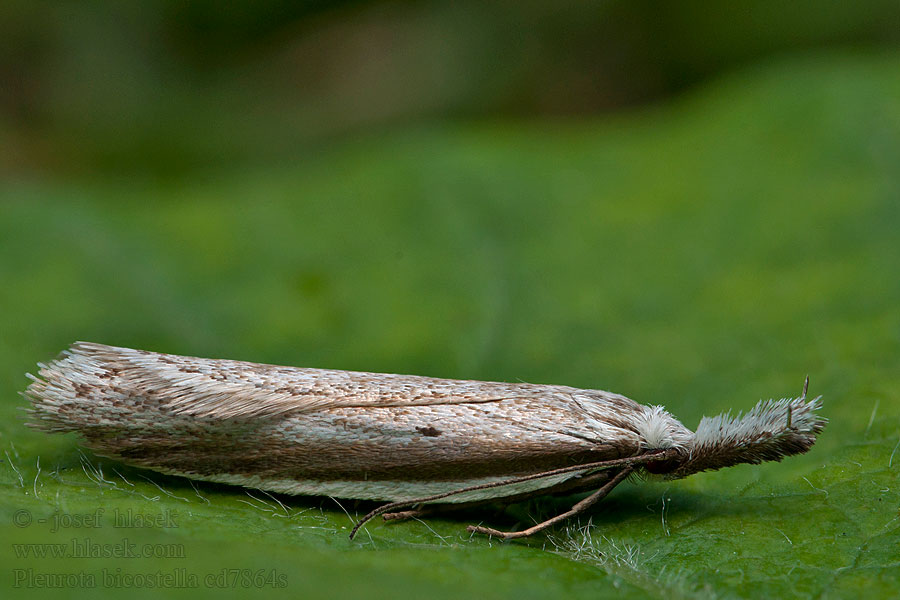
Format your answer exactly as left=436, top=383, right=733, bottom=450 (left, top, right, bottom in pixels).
left=24, top=342, right=825, bottom=540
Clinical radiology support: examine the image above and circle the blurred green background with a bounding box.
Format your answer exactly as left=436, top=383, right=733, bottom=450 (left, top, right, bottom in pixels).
left=2, top=2, right=899, bottom=599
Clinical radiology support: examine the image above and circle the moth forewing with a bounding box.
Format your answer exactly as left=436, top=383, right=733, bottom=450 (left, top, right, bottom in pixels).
left=24, top=342, right=826, bottom=540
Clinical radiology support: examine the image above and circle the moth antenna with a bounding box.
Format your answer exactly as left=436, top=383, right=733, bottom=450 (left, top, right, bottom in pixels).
left=349, top=449, right=678, bottom=539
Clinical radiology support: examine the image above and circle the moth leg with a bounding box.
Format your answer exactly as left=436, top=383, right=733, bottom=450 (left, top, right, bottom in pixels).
left=467, top=465, right=633, bottom=540
left=382, top=509, right=422, bottom=522
left=382, top=503, right=472, bottom=522
left=382, top=506, right=456, bottom=522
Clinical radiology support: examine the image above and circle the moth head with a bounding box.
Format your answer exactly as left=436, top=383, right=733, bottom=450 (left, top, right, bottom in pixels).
left=667, top=379, right=826, bottom=478
left=633, top=405, right=694, bottom=454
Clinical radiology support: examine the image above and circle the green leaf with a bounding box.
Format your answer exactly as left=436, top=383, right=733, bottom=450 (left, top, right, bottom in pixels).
left=2, top=50, right=899, bottom=598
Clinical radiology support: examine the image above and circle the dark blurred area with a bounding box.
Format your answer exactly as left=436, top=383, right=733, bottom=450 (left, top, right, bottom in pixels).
left=2, top=0, right=898, bottom=178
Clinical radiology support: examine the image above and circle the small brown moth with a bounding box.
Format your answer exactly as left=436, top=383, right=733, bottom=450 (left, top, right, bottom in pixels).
left=24, top=342, right=825, bottom=540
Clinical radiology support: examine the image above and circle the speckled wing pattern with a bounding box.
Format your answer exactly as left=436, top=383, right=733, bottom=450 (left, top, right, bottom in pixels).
left=25, top=342, right=679, bottom=502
